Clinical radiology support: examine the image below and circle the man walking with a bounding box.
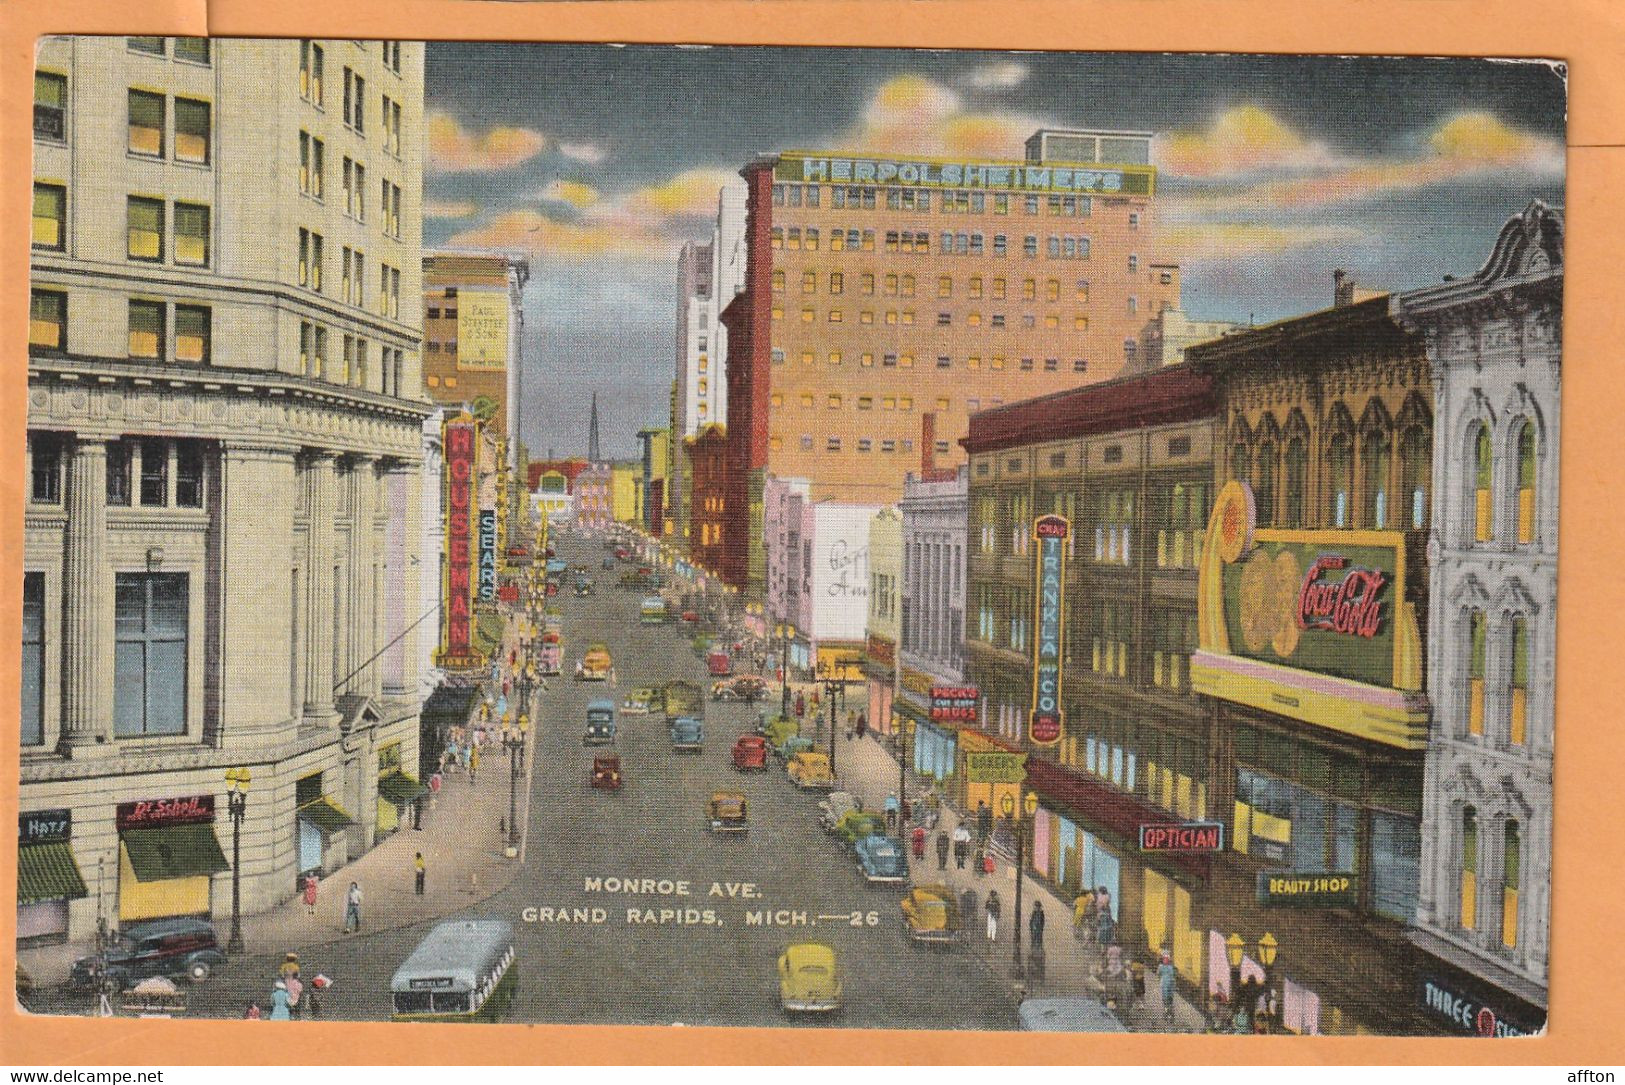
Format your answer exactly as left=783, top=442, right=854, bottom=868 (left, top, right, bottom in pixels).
left=975, top=800, right=992, bottom=841
left=1159, top=951, right=1178, bottom=1024
left=414, top=852, right=426, bottom=896
left=1029, top=900, right=1046, bottom=953
left=984, top=889, right=1001, bottom=943
left=952, top=824, right=972, bottom=869
left=469, top=746, right=479, bottom=785
left=343, top=881, right=363, bottom=934
left=935, top=830, right=950, bottom=871
left=884, top=792, right=900, bottom=832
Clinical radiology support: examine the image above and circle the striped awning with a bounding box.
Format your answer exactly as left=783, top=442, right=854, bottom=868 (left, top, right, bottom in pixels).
left=18, top=842, right=89, bottom=904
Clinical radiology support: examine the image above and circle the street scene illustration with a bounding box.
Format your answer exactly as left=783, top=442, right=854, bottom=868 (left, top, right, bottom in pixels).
left=18, top=39, right=1561, bottom=1036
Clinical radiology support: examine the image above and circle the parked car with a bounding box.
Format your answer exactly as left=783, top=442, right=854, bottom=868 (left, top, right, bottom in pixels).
left=590, top=754, right=623, bottom=790
left=787, top=751, right=836, bottom=790
left=731, top=734, right=769, bottom=771
left=712, top=675, right=767, bottom=702
left=818, top=791, right=859, bottom=834
left=707, top=790, right=749, bottom=833
left=831, top=810, right=889, bottom=847
left=621, top=687, right=661, bottom=715
left=900, top=884, right=963, bottom=943
left=69, top=918, right=225, bottom=990
left=773, top=735, right=815, bottom=763
left=854, top=833, right=910, bottom=884
left=1017, top=998, right=1129, bottom=1033
left=777, top=943, right=842, bottom=1014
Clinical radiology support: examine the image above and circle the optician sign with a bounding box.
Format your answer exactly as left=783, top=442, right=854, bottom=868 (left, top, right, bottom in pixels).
left=777, top=153, right=1156, bottom=197
left=1418, top=977, right=1542, bottom=1038
left=1256, top=870, right=1359, bottom=908
left=1139, top=821, right=1225, bottom=853
left=1029, top=515, right=1070, bottom=746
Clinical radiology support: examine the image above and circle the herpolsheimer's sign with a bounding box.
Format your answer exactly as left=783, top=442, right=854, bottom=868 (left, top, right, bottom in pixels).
left=777, top=153, right=1156, bottom=197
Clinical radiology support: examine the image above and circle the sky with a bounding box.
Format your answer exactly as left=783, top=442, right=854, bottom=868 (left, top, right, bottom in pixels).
left=422, top=46, right=1566, bottom=460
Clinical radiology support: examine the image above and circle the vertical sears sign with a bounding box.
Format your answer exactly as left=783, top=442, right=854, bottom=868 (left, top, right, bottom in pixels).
left=1029, top=514, right=1070, bottom=745
left=437, top=416, right=479, bottom=667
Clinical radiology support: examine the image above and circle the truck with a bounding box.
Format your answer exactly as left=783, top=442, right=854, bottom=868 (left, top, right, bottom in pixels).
left=584, top=698, right=617, bottom=746
left=706, top=648, right=732, bottom=677
left=661, top=680, right=704, bottom=723
left=537, top=627, right=562, bottom=677
left=577, top=643, right=613, bottom=681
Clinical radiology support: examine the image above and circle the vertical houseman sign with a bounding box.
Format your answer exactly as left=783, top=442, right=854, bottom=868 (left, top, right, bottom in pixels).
left=438, top=417, right=478, bottom=667
left=1029, top=514, right=1070, bottom=746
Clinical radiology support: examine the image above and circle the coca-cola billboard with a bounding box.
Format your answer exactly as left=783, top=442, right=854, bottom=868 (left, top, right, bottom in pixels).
left=118, top=795, right=215, bottom=830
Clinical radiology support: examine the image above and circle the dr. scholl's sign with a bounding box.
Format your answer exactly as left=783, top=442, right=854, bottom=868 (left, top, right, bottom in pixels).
left=19, top=809, right=71, bottom=845
left=1139, top=821, right=1224, bottom=853
left=441, top=420, right=477, bottom=659
left=478, top=510, right=499, bottom=603
left=778, top=154, right=1155, bottom=197
left=118, top=795, right=215, bottom=830
left=1418, top=977, right=1542, bottom=1038
left=1256, top=870, right=1358, bottom=908
left=930, top=686, right=980, bottom=723
left=1029, top=515, right=1069, bottom=746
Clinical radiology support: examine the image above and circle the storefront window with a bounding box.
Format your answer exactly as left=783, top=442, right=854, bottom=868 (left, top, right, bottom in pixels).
left=1501, top=821, right=1520, bottom=949
left=1362, top=427, right=1391, bottom=529
left=1093, top=490, right=1133, bottom=565
left=1459, top=806, right=1479, bottom=930
left=1473, top=423, right=1494, bottom=542
left=1468, top=610, right=1486, bottom=737
left=1327, top=432, right=1353, bottom=528
left=1516, top=421, right=1537, bottom=544
left=1509, top=616, right=1529, bottom=746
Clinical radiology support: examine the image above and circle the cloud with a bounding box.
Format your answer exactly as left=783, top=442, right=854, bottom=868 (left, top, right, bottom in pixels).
left=1427, top=110, right=1562, bottom=168
left=1162, top=221, right=1368, bottom=261
left=618, top=168, right=738, bottom=221
left=424, top=199, right=478, bottom=220
left=537, top=180, right=602, bottom=209
left=427, top=111, right=548, bottom=173
left=558, top=141, right=609, bottom=165
left=834, top=74, right=1038, bottom=159
left=447, top=209, right=661, bottom=259
left=962, top=60, right=1029, bottom=90
left=1157, top=106, right=1344, bottom=180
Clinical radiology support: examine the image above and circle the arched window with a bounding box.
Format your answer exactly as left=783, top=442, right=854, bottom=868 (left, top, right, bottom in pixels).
left=1516, top=421, right=1537, bottom=544
left=1256, top=438, right=1277, bottom=528
left=1460, top=806, right=1479, bottom=931
left=1362, top=426, right=1392, bottom=529
left=1510, top=616, right=1529, bottom=746
left=1501, top=821, right=1520, bottom=949
left=1473, top=423, right=1494, bottom=543
left=1230, top=438, right=1251, bottom=492
left=1400, top=422, right=1431, bottom=529
left=1468, top=610, right=1486, bottom=737
left=1284, top=433, right=1308, bottom=528
left=1327, top=433, right=1353, bottom=528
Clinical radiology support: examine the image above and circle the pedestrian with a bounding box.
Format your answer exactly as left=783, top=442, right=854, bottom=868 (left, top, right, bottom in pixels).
left=279, top=951, right=301, bottom=982
left=884, top=792, right=899, bottom=831
left=856, top=711, right=868, bottom=739
left=973, top=845, right=988, bottom=877
left=302, top=874, right=318, bottom=917
left=952, top=824, right=971, bottom=869
left=1159, top=951, right=1178, bottom=1023
left=1096, top=898, right=1116, bottom=949
left=795, top=692, right=805, bottom=719
left=846, top=709, right=856, bottom=738
left=307, top=974, right=329, bottom=1019
left=935, top=830, right=951, bottom=870
left=911, top=824, right=927, bottom=860
left=959, top=887, right=978, bottom=927
left=1100, top=944, right=1126, bottom=1009
left=414, top=852, right=426, bottom=896
left=469, top=746, right=479, bottom=784
left=286, top=971, right=304, bottom=1019
left=976, top=800, right=993, bottom=841
left=901, top=795, right=912, bottom=824
left=984, top=889, right=1001, bottom=942
left=1028, top=900, right=1046, bottom=952
left=1073, top=890, right=1093, bottom=942
left=244, top=1001, right=262, bottom=1020
left=343, top=881, right=363, bottom=933
left=269, top=980, right=292, bottom=1021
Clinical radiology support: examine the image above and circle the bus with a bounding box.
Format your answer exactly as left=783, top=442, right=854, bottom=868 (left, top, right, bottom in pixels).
left=639, top=595, right=668, bottom=624
left=389, top=919, right=517, bottom=1023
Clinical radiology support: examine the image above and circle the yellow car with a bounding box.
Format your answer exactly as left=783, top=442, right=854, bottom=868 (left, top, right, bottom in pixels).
left=777, top=942, right=841, bottom=1013
left=707, top=791, right=749, bottom=833
left=900, top=884, right=963, bottom=944
left=787, top=751, right=836, bottom=791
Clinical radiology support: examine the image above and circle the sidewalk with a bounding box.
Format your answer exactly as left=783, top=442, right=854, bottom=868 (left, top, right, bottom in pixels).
left=830, top=725, right=1213, bottom=1033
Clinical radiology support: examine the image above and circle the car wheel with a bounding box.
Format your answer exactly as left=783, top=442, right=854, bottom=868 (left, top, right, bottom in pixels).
left=187, top=960, right=212, bottom=983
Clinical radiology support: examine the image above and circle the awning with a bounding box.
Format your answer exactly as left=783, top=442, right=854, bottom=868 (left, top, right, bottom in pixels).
left=378, top=771, right=430, bottom=806
left=296, top=797, right=359, bottom=838
left=121, top=824, right=230, bottom=882
left=18, top=842, right=89, bottom=904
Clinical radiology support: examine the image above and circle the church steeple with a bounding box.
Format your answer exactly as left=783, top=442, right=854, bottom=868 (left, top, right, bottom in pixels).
left=587, top=392, right=602, bottom=462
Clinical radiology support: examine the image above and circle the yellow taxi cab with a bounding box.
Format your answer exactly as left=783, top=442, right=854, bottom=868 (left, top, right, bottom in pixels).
left=900, top=883, right=963, bottom=944
left=786, top=751, right=836, bottom=791
left=707, top=790, right=748, bottom=833
left=777, top=942, right=841, bottom=1014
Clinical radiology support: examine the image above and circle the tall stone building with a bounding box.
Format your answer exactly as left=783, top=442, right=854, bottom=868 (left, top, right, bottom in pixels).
left=1395, top=202, right=1562, bottom=1037
left=21, top=36, right=429, bottom=946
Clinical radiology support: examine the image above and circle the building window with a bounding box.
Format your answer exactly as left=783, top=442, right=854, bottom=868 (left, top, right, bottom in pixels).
left=827, top=436, right=842, bottom=452
left=127, top=197, right=164, bottom=261
left=1091, top=601, right=1130, bottom=678
left=1473, top=422, right=1494, bottom=542
left=1509, top=616, right=1529, bottom=746
left=128, top=90, right=165, bottom=157
left=1152, top=612, right=1197, bottom=691
left=1459, top=806, right=1479, bottom=930
left=174, top=203, right=210, bottom=266
left=1397, top=419, right=1430, bottom=530
left=174, top=36, right=210, bottom=64
left=128, top=299, right=165, bottom=359
left=29, top=432, right=63, bottom=505
left=299, top=228, right=324, bottom=291
left=1362, top=426, right=1391, bottom=529
left=300, top=132, right=325, bottom=198
left=300, top=40, right=325, bottom=106
left=113, top=573, right=188, bottom=737
left=1468, top=609, right=1486, bottom=737
left=31, top=183, right=65, bottom=251
left=383, top=95, right=402, bottom=157
left=107, top=440, right=132, bottom=506
left=1094, top=489, right=1133, bottom=566
left=1501, top=821, right=1520, bottom=948
left=1255, top=438, right=1278, bottom=527
left=30, top=289, right=66, bottom=352
left=175, top=98, right=211, bottom=164
left=128, top=35, right=166, bottom=55
left=34, top=71, right=67, bottom=141
left=1327, top=431, right=1353, bottom=528
left=1284, top=431, right=1308, bottom=528
left=22, top=572, right=45, bottom=745
left=343, top=68, right=365, bottom=131
left=140, top=438, right=169, bottom=505
left=1516, top=420, right=1537, bottom=544
left=176, top=441, right=205, bottom=507
left=1158, top=481, right=1207, bottom=569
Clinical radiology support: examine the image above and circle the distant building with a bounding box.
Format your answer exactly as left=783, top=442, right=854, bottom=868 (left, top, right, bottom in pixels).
left=1136, top=289, right=1240, bottom=370
left=422, top=250, right=530, bottom=467
left=637, top=427, right=673, bottom=537
left=862, top=507, right=903, bottom=736
left=574, top=462, right=614, bottom=530
left=895, top=430, right=968, bottom=761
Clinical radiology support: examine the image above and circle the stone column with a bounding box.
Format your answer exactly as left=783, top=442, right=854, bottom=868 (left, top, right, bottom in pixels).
left=218, top=444, right=297, bottom=743
left=61, top=436, right=110, bottom=753
left=382, top=459, right=424, bottom=697
left=304, top=452, right=338, bottom=720
left=346, top=455, right=378, bottom=699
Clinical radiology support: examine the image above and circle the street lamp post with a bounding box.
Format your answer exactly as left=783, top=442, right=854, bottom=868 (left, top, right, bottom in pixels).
left=1225, top=931, right=1280, bottom=1032
left=1004, top=789, right=1039, bottom=978
left=224, top=767, right=251, bottom=954
left=778, top=624, right=794, bottom=721
left=823, top=672, right=842, bottom=781
left=504, top=717, right=527, bottom=857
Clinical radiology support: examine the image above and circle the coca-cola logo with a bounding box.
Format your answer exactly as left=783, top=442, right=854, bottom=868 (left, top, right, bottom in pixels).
left=1297, top=556, right=1387, bottom=639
